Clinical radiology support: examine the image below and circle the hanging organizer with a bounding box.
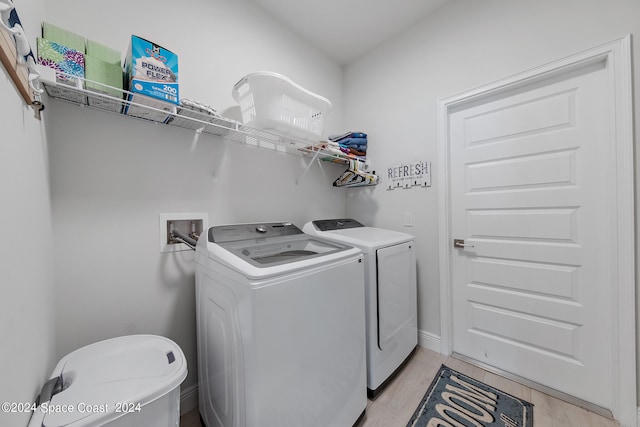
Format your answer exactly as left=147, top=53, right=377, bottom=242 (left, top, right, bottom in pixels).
left=0, top=0, right=44, bottom=117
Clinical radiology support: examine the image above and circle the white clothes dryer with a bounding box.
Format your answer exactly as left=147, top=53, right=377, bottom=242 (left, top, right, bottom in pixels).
left=303, top=219, right=417, bottom=399
left=195, top=222, right=366, bottom=427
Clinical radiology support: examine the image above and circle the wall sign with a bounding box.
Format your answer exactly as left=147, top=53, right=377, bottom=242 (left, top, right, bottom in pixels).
left=387, top=160, right=431, bottom=190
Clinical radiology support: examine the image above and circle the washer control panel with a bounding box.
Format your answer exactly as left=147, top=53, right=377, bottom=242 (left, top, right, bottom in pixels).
left=311, top=218, right=364, bottom=231
left=209, top=222, right=303, bottom=243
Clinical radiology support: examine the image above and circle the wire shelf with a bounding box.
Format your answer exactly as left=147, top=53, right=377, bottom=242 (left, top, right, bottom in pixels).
left=40, top=73, right=378, bottom=186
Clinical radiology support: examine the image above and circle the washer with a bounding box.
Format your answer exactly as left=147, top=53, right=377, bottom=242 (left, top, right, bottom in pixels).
left=303, top=218, right=417, bottom=399
left=195, top=222, right=366, bottom=427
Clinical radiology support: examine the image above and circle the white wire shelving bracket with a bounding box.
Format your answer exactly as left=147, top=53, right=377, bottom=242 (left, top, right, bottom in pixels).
left=39, top=72, right=379, bottom=186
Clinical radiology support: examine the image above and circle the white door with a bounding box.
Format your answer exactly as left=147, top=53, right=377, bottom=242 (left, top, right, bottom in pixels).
left=448, top=59, right=614, bottom=409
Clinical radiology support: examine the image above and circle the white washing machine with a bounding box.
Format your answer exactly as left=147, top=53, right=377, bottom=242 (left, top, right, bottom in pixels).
left=303, top=219, right=417, bottom=399
left=195, top=222, right=366, bottom=427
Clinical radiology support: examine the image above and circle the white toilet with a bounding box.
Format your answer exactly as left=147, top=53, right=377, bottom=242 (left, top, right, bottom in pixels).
left=28, top=335, right=187, bottom=427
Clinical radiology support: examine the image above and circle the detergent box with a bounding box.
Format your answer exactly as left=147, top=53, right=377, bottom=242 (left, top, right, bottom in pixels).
left=123, top=35, right=178, bottom=122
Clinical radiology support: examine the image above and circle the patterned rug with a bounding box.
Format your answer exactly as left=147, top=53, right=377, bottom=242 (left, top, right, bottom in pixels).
left=407, top=364, right=533, bottom=427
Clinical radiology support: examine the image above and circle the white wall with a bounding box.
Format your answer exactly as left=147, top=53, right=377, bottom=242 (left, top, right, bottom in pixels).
left=0, top=1, right=57, bottom=426
left=18, top=0, right=639, bottom=420
left=44, top=0, right=347, bottom=403
left=344, top=0, right=640, bottom=393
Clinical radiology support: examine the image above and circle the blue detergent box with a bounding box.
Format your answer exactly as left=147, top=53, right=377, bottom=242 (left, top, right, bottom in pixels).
left=123, top=35, right=178, bottom=122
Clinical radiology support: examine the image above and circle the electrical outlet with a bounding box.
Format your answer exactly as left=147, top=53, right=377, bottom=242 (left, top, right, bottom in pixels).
left=403, top=211, right=414, bottom=227
left=159, top=213, right=208, bottom=253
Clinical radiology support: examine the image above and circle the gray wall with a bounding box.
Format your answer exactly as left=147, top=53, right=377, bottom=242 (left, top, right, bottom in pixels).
left=0, top=1, right=57, bottom=426
left=343, top=0, right=640, bottom=403
left=44, top=0, right=348, bottom=405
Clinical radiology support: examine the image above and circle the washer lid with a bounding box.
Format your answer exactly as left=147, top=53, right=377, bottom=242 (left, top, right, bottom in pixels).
left=205, top=233, right=360, bottom=279
left=304, top=220, right=414, bottom=253
left=35, top=335, right=187, bottom=427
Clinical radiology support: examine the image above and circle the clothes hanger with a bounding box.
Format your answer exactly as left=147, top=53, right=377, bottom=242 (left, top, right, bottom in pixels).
left=333, top=159, right=379, bottom=187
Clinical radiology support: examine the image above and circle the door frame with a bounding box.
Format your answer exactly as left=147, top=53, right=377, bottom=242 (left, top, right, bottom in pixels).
left=436, top=35, right=635, bottom=425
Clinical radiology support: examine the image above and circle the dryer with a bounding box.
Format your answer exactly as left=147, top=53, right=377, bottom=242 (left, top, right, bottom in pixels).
left=195, top=222, right=366, bottom=427
left=303, top=218, right=417, bottom=399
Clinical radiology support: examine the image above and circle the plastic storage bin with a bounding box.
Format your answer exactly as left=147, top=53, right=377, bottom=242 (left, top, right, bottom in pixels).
left=232, top=71, right=332, bottom=141
left=28, top=335, right=187, bottom=427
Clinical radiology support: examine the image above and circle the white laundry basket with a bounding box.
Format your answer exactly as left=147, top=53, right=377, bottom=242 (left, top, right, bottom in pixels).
left=232, top=71, right=332, bottom=141
left=28, top=335, right=187, bottom=427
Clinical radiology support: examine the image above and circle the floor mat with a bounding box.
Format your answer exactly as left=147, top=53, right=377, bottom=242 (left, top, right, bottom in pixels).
left=407, top=364, right=533, bottom=427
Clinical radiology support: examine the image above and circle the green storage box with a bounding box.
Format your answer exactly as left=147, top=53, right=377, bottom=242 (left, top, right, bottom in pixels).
left=86, top=39, right=121, bottom=66
left=42, top=22, right=85, bottom=52
left=85, top=55, right=124, bottom=112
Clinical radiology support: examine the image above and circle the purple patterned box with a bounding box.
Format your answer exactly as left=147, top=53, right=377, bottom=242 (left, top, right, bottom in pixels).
left=37, top=38, right=84, bottom=85
left=37, top=38, right=87, bottom=104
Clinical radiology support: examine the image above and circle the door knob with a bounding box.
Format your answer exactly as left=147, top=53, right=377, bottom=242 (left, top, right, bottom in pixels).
left=453, top=239, right=475, bottom=249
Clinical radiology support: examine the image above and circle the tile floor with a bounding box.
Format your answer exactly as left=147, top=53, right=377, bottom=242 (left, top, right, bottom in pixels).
left=180, top=346, right=619, bottom=426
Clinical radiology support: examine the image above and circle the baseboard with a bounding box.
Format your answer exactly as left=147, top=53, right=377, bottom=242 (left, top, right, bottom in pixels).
left=180, top=383, right=199, bottom=415
left=417, top=329, right=441, bottom=353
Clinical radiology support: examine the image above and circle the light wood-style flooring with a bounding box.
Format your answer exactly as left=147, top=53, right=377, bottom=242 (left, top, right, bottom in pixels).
left=180, top=347, right=618, bottom=427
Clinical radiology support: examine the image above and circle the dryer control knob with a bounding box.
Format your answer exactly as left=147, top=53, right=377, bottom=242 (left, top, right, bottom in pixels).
left=256, top=225, right=268, bottom=233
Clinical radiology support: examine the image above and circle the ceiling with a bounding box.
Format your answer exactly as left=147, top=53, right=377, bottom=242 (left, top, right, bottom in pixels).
left=248, top=0, right=450, bottom=65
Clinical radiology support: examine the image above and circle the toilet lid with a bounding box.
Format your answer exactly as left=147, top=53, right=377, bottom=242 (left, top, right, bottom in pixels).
left=35, top=335, right=187, bottom=427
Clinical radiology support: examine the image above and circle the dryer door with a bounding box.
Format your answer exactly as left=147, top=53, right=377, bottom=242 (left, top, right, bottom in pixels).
left=377, top=242, right=417, bottom=350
